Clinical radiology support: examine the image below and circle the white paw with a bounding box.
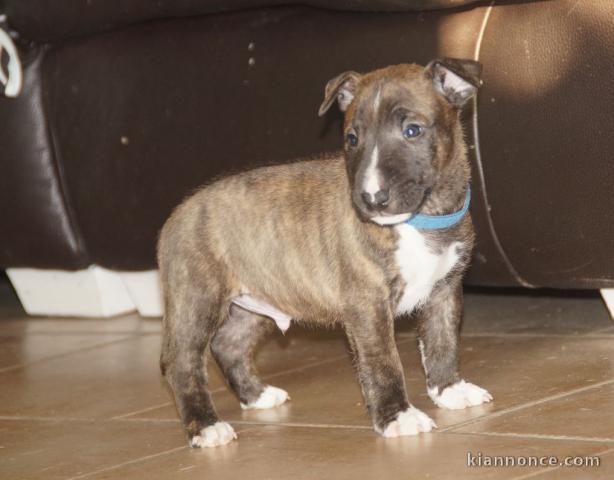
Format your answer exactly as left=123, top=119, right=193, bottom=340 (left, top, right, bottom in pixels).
left=240, top=385, right=289, bottom=410
left=428, top=380, right=493, bottom=410
left=190, top=421, right=237, bottom=448
left=380, top=406, right=437, bottom=438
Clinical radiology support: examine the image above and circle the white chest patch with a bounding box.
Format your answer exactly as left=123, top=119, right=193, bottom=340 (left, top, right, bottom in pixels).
left=393, top=224, right=462, bottom=315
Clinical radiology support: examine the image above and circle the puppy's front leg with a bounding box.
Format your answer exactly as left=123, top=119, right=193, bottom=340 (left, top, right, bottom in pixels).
left=418, top=277, right=493, bottom=410
left=345, top=306, right=436, bottom=437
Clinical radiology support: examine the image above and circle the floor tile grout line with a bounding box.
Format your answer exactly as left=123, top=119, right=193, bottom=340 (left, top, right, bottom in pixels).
left=510, top=445, right=614, bottom=480
left=113, top=418, right=179, bottom=423
left=0, top=415, right=374, bottom=430
left=440, top=378, right=614, bottom=433
left=0, top=415, right=98, bottom=422
left=0, top=415, right=185, bottom=424
left=61, top=424, right=265, bottom=480
left=124, top=418, right=614, bottom=438
left=0, top=330, right=161, bottom=337
left=230, top=420, right=373, bottom=430
left=463, top=332, right=614, bottom=339
left=396, top=332, right=614, bottom=339
left=447, top=429, right=614, bottom=445
left=4, top=413, right=614, bottom=440
left=0, top=334, right=145, bottom=374
left=111, top=401, right=175, bottom=419
left=586, top=325, right=614, bottom=335
left=63, top=446, right=187, bottom=480
left=120, top=417, right=374, bottom=431
left=4, top=414, right=614, bottom=442
left=511, top=466, right=566, bottom=480
left=6, top=330, right=611, bottom=338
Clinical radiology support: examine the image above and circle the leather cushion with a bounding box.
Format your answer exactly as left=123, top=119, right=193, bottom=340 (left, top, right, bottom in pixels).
left=0, top=48, right=89, bottom=269
left=477, top=0, right=614, bottom=288
left=5, top=0, right=481, bottom=42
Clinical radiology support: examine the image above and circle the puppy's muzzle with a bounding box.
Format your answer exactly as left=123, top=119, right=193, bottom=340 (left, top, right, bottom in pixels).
left=361, top=189, right=390, bottom=210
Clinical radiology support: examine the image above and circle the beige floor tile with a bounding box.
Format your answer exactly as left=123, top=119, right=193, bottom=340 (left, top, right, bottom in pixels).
left=0, top=313, right=162, bottom=336
left=0, top=333, right=134, bottom=370
left=460, top=290, right=612, bottom=336
left=0, top=327, right=347, bottom=419
left=395, top=290, right=613, bottom=339
left=80, top=426, right=606, bottom=480
left=0, top=335, right=173, bottom=419
left=0, top=418, right=249, bottom=480
left=457, top=382, right=614, bottom=442
left=132, top=335, right=614, bottom=435
left=593, top=326, right=614, bottom=335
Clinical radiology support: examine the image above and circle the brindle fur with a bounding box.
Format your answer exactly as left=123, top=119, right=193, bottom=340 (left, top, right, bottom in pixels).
left=158, top=59, right=481, bottom=445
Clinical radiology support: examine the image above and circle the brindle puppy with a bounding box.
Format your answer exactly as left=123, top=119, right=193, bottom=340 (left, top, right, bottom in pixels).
left=158, top=58, right=492, bottom=448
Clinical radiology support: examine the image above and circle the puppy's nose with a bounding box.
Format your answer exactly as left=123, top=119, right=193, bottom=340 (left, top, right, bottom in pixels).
left=361, top=189, right=390, bottom=210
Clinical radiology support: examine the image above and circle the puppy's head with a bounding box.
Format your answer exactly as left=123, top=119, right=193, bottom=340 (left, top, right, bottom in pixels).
left=319, top=59, right=481, bottom=225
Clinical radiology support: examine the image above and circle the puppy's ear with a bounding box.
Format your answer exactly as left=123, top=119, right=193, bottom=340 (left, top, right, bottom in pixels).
left=426, top=58, right=482, bottom=108
left=318, top=71, right=361, bottom=116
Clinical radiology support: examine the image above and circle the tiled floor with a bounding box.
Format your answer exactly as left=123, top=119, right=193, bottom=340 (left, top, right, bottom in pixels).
left=0, top=278, right=613, bottom=479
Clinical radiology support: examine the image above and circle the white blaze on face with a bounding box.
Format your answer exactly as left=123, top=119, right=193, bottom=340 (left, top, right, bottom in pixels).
left=373, top=87, right=381, bottom=111
left=364, top=144, right=381, bottom=200
left=363, top=86, right=383, bottom=203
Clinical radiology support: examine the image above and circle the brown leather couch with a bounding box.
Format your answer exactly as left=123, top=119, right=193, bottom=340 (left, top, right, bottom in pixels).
left=1, top=0, right=613, bottom=290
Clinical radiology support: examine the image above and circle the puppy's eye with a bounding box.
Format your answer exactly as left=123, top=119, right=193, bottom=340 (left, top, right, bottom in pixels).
left=403, top=124, right=422, bottom=139
left=346, top=133, right=358, bottom=147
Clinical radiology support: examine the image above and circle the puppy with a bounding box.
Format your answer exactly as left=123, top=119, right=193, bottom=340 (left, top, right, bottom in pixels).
left=158, top=58, right=492, bottom=448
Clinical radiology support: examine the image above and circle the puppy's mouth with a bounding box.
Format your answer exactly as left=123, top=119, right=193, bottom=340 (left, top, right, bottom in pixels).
left=370, top=213, right=412, bottom=226
left=359, top=187, right=432, bottom=226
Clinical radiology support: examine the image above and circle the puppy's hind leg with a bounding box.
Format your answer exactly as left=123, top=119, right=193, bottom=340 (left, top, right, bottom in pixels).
left=211, top=304, right=289, bottom=410
left=160, top=287, right=236, bottom=448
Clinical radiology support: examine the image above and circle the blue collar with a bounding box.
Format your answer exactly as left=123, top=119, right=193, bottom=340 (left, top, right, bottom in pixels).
left=405, top=186, right=471, bottom=230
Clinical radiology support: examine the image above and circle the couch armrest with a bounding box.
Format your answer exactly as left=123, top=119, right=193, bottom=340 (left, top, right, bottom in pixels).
left=4, top=0, right=481, bottom=42
left=0, top=46, right=89, bottom=269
